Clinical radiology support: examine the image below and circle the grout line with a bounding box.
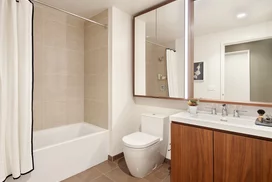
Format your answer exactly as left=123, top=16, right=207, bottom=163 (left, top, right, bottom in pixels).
left=94, top=166, right=118, bottom=175
left=90, top=174, right=103, bottom=181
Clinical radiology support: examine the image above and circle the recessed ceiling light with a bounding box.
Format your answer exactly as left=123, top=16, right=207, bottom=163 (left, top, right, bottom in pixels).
left=237, top=13, right=247, bottom=19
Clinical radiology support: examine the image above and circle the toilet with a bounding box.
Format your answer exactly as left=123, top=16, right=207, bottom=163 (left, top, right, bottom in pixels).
left=122, top=113, right=169, bottom=178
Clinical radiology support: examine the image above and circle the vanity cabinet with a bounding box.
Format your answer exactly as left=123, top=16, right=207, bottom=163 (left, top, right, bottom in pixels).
left=171, top=123, right=213, bottom=182
left=214, top=131, right=272, bottom=182
left=171, top=122, right=272, bottom=182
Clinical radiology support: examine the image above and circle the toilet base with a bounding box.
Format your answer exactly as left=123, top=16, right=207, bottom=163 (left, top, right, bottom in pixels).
left=123, top=142, right=165, bottom=178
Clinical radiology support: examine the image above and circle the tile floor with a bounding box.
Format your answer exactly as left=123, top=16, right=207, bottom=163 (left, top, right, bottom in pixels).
left=62, top=158, right=170, bottom=182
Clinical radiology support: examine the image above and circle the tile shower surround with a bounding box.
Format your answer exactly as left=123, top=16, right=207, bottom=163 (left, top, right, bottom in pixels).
left=84, top=10, right=108, bottom=129
left=146, top=42, right=168, bottom=97
left=33, top=5, right=109, bottom=130
left=33, top=5, right=84, bottom=130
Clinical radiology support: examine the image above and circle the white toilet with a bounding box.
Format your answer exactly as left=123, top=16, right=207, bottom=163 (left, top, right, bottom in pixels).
left=122, top=113, right=169, bottom=178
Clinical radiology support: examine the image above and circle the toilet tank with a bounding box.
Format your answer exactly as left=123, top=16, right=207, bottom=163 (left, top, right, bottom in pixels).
left=141, top=113, right=169, bottom=139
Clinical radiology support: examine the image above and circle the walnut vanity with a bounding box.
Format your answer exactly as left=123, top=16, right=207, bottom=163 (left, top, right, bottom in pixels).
left=170, top=112, right=272, bottom=182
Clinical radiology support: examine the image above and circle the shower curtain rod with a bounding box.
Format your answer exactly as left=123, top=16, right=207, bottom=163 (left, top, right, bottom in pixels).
left=32, top=0, right=108, bottom=28
left=146, top=40, right=176, bottom=51
left=146, top=40, right=168, bottom=48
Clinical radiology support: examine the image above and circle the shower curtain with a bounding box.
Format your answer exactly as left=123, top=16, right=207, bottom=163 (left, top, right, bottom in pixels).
left=166, top=49, right=183, bottom=98
left=0, top=0, right=34, bottom=181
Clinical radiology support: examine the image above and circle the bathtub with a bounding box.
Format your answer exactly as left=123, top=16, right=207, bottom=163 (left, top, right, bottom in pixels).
left=7, top=123, right=109, bottom=182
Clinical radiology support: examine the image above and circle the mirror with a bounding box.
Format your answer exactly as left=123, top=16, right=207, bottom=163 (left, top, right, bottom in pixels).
left=194, top=0, right=272, bottom=103
left=134, top=0, right=185, bottom=98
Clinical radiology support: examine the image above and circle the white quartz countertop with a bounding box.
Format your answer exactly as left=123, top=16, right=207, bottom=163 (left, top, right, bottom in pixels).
left=170, top=111, right=272, bottom=139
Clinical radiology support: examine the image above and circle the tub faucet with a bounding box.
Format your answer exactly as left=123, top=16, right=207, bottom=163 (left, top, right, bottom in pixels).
left=222, top=104, right=228, bottom=117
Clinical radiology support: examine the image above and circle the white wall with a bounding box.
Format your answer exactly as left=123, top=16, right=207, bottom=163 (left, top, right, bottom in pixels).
left=135, top=18, right=146, bottom=95
left=194, top=21, right=272, bottom=100
left=175, top=38, right=185, bottom=98
left=108, top=6, right=135, bottom=156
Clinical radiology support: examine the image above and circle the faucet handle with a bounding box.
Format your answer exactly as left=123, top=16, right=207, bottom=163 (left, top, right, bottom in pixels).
left=233, top=109, right=247, bottom=117
left=205, top=107, right=217, bottom=115
left=211, top=108, right=217, bottom=115
left=233, top=109, right=239, bottom=117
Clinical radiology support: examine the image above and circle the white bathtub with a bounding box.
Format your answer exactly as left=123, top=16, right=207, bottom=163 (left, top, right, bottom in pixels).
left=7, top=123, right=109, bottom=182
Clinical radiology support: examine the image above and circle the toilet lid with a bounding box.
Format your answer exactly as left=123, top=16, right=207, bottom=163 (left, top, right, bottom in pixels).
left=122, top=132, right=160, bottom=149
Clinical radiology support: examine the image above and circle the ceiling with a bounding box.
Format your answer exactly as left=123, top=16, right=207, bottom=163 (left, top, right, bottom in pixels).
left=136, top=0, right=272, bottom=47
left=36, top=0, right=167, bottom=18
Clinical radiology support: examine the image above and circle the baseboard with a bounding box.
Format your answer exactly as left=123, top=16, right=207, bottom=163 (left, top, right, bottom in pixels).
left=108, top=152, right=124, bottom=162
left=108, top=153, right=171, bottom=165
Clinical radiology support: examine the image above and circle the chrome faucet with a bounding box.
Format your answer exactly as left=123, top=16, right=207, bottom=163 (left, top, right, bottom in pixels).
left=233, top=109, right=247, bottom=117
left=222, top=104, right=228, bottom=117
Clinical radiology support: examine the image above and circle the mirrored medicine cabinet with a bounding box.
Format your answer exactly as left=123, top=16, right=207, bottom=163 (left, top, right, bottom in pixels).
left=133, top=0, right=272, bottom=107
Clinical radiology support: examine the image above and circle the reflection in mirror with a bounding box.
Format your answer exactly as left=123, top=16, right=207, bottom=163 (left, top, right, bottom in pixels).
left=134, top=0, right=185, bottom=98
left=194, top=0, right=272, bottom=103
left=225, top=38, right=272, bottom=102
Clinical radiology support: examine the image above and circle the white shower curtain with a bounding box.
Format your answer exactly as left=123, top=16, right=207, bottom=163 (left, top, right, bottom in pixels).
left=0, top=0, right=34, bottom=181
left=166, top=49, right=183, bottom=98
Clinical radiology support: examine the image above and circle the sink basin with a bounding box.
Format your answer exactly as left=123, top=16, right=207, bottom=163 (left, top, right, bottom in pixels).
left=224, top=117, right=255, bottom=126
left=189, top=113, right=255, bottom=127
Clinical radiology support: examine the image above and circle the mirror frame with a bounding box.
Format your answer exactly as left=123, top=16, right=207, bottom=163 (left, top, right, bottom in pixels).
left=133, top=0, right=272, bottom=107
left=132, top=0, right=194, bottom=100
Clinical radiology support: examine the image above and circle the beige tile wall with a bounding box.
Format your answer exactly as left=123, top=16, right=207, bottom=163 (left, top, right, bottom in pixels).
left=146, top=42, right=169, bottom=97
left=33, top=5, right=84, bottom=130
left=84, top=10, right=108, bottom=129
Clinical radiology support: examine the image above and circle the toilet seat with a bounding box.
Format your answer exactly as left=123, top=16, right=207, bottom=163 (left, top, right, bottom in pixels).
left=122, top=132, right=160, bottom=149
